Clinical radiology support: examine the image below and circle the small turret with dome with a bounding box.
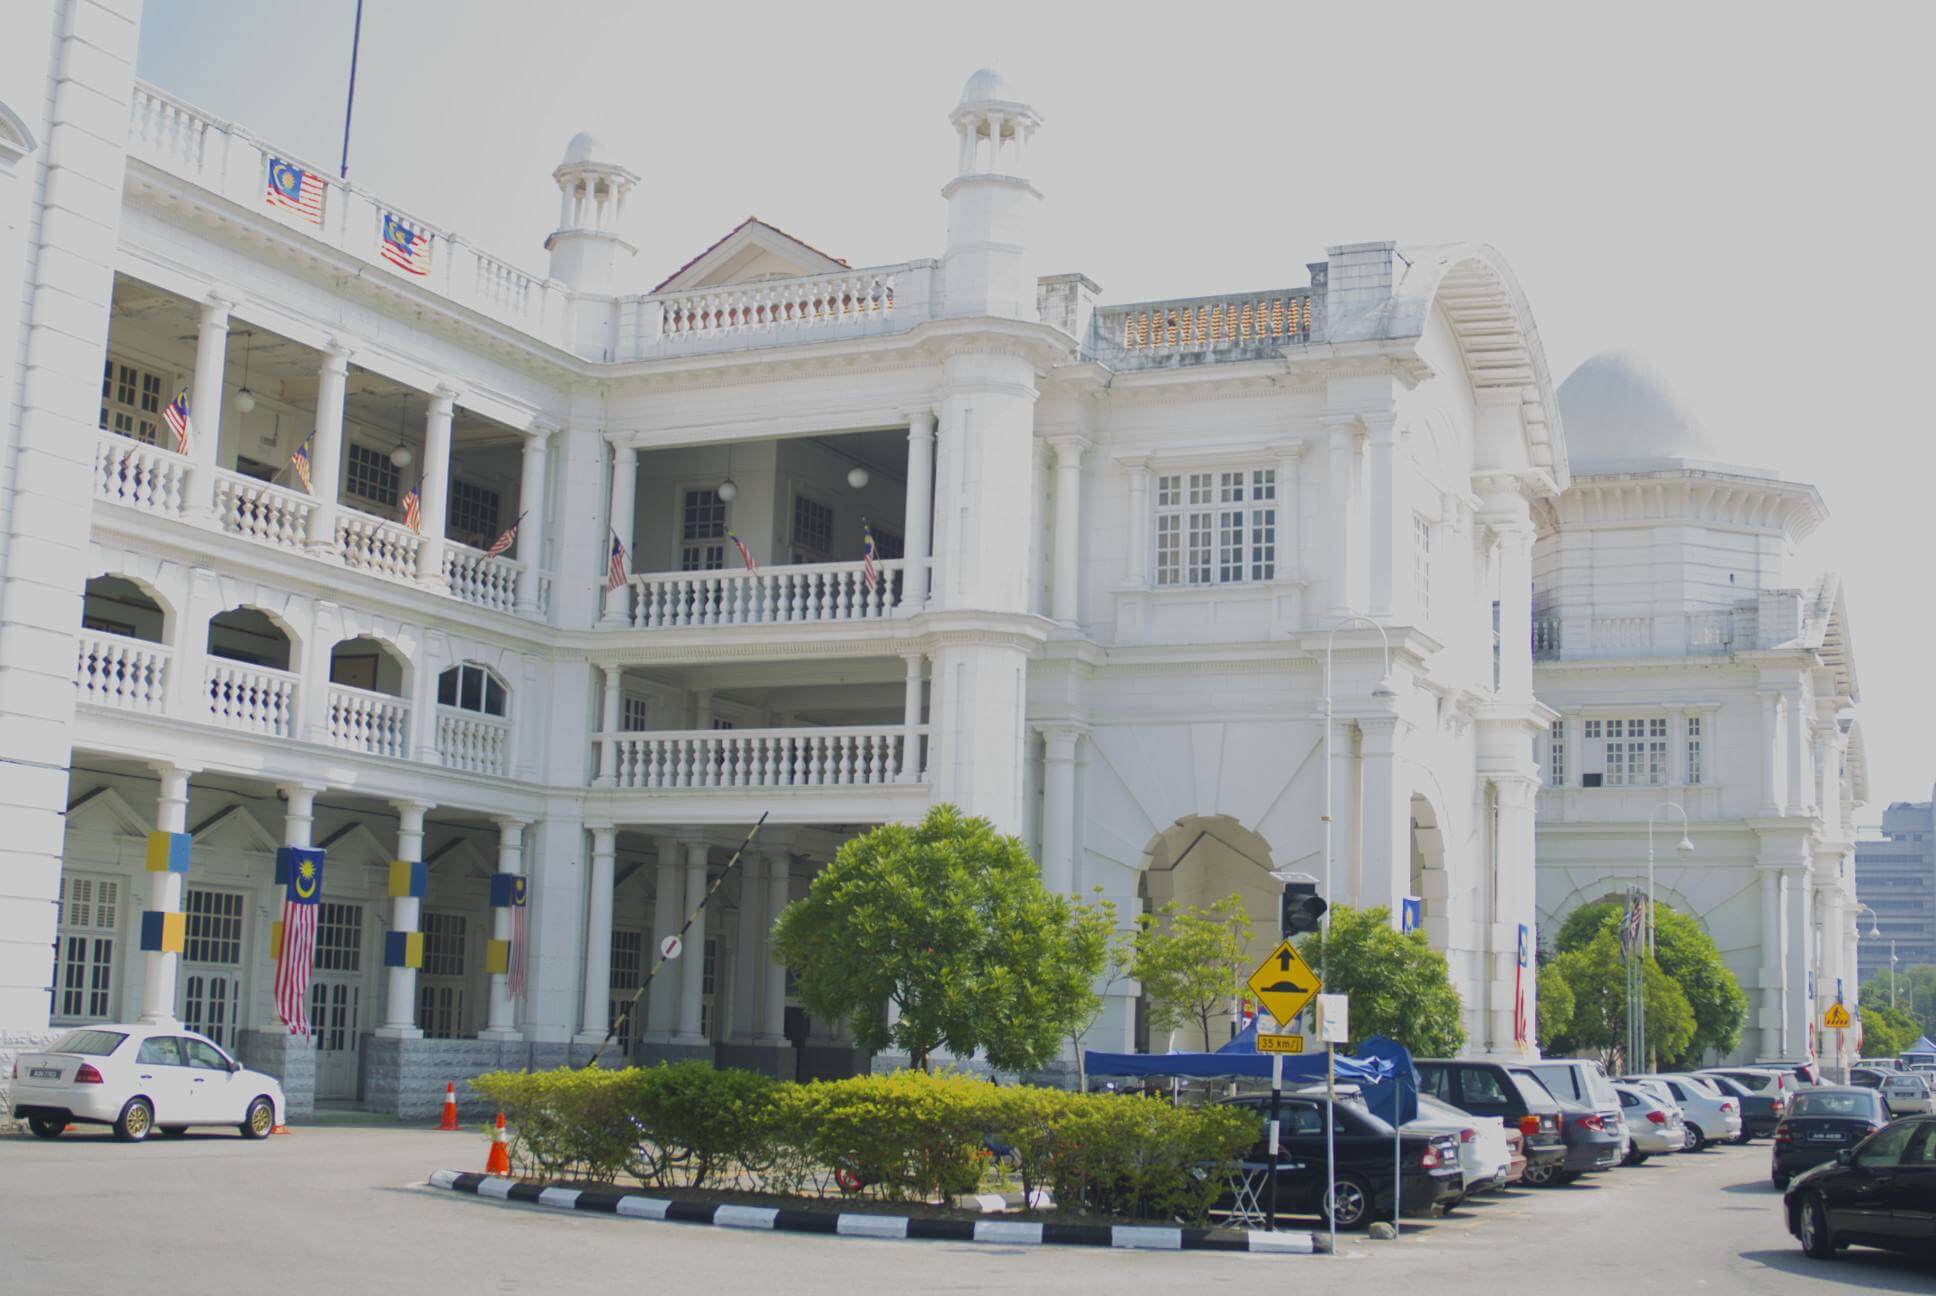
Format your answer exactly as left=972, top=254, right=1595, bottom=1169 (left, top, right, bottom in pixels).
left=1557, top=349, right=1720, bottom=471
left=941, top=68, right=1043, bottom=321
left=545, top=131, right=639, bottom=293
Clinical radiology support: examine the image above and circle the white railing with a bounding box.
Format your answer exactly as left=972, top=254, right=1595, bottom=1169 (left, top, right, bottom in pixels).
left=211, top=470, right=315, bottom=551
left=660, top=265, right=901, bottom=338
left=336, top=512, right=423, bottom=581
left=1096, top=289, right=1315, bottom=363
left=627, top=560, right=905, bottom=628
left=475, top=251, right=538, bottom=317
left=130, top=84, right=216, bottom=178
left=326, top=684, right=410, bottom=759
left=205, top=660, right=297, bottom=737
left=437, top=708, right=511, bottom=776
left=75, top=633, right=170, bottom=714
left=599, top=725, right=924, bottom=790
left=444, top=544, right=521, bottom=613
left=95, top=430, right=189, bottom=516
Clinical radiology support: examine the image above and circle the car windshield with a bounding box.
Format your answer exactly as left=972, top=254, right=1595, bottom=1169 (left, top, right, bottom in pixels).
left=50, top=1028, right=125, bottom=1055
left=1790, top=1092, right=1878, bottom=1119
left=1719, top=1070, right=1772, bottom=1091
left=1509, top=1070, right=1558, bottom=1108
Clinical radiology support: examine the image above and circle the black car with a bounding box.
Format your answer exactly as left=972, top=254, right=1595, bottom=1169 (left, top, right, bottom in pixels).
left=1771, top=1087, right=1888, bottom=1188
left=1511, top=1068, right=1624, bottom=1182
left=1415, top=1059, right=1567, bottom=1181
left=1699, top=1070, right=1784, bottom=1141
left=1785, top=1115, right=1936, bottom=1259
left=1212, top=1094, right=1465, bottom=1229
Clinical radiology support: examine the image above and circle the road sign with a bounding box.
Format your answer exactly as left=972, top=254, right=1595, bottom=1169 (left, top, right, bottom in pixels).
left=1317, top=993, right=1349, bottom=1043
left=1258, top=1032, right=1305, bottom=1055
left=1246, top=938, right=1321, bottom=1028
left=1823, top=1002, right=1851, bottom=1030
left=660, top=934, right=684, bottom=961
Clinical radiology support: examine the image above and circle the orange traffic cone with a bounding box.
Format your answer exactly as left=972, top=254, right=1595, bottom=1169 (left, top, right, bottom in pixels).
left=439, top=1082, right=459, bottom=1131
left=484, top=1112, right=510, bottom=1176
left=271, top=1122, right=289, bottom=1135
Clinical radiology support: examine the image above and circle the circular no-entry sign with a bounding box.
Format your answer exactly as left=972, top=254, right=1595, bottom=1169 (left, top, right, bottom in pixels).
left=660, top=935, right=684, bottom=960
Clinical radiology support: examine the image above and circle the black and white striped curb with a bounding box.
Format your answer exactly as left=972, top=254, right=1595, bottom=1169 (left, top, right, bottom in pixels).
left=426, top=1170, right=1318, bottom=1254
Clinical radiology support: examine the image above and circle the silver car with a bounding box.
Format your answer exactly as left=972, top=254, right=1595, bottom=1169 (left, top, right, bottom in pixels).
left=1880, top=1071, right=1935, bottom=1116
left=1633, top=1072, right=1744, bottom=1151
left=1614, top=1082, right=1684, bottom=1163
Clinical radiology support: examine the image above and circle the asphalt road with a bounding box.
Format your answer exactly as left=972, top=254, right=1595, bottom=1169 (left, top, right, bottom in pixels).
left=2, top=1124, right=1931, bottom=1294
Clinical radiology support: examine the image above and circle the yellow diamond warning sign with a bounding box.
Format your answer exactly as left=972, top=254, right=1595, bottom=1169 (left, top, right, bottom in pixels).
left=1822, top=1002, right=1851, bottom=1030
left=1246, top=939, right=1321, bottom=1030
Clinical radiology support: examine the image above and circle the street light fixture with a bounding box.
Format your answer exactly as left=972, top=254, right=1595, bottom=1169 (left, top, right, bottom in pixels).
left=1322, top=615, right=1398, bottom=937
left=1856, top=902, right=1895, bottom=1008
left=1646, top=802, right=1693, bottom=957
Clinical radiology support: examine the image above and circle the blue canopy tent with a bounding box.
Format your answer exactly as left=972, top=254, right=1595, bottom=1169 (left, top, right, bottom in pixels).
left=1908, top=1036, right=1936, bottom=1054
left=1081, top=1022, right=1412, bottom=1105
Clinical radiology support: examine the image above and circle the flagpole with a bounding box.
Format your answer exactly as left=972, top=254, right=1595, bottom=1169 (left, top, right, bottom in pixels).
left=340, top=0, right=365, bottom=178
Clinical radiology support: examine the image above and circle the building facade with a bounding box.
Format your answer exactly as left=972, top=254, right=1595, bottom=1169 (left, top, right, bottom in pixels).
left=1531, top=351, right=1867, bottom=1069
left=1855, top=798, right=1936, bottom=993
left=1, top=6, right=1568, bottom=1116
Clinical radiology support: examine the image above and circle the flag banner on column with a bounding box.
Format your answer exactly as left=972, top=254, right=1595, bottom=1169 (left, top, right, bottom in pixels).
left=383, top=930, right=424, bottom=969
left=380, top=212, right=432, bottom=276
left=1399, top=896, right=1422, bottom=934
left=273, top=846, right=326, bottom=1036
left=269, top=918, right=283, bottom=961
left=490, top=874, right=529, bottom=999
left=861, top=517, right=880, bottom=591
left=388, top=859, right=427, bottom=898
left=1513, top=922, right=1531, bottom=1046
left=139, top=910, right=186, bottom=953
left=163, top=390, right=191, bottom=455
left=265, top=157, right=325, bottom=224
left=485, top=939, right=511, bottom=975
left=145, top=830, right=192, bottom=874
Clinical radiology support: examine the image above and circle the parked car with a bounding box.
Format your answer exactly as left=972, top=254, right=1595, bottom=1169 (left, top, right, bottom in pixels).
left=9, top=1025, right=285, bottom=1141
left=1414, top=1093, right=1514, bottom=1194
left=1848, top=1067, right=1887, bottom=1090
left=1784, top=1115, right=1936, bottom=1258
left=1615, top=1082, right=1684, bottom=1164
left=1521, top=1059, right=1629, bottom=1159
left=1771, top=1087, right=1890, bottom=1188
left=1501, top=1125, right=1528, bottom=1187
left=1510, top=1067, right=1624, bottom=1183
left=1414, top=1058, right=1567, bottom=1184
left=1880, top=1071, right=1935, bottom=1117
left=1211, top=1093, right=1465, bottom=1228
left=1697, top=1069, right=1788, bottom=1141
left=1754, top=1057, right=1823, bottom=1087
left=1627, top=1072, right=1743, bottom=1150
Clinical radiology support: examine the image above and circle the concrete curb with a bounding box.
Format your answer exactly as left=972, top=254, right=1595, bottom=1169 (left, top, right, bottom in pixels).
left=426, top=1170, right=1319, bottom=1254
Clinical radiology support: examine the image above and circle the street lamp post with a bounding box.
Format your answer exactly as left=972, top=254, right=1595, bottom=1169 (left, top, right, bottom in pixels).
left=1855, top=903, right=1891, bottom=1007
left=1646, top=803, right=1695, bottom=957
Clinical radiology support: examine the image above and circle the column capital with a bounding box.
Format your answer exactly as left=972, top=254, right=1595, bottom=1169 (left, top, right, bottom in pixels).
left=525, top=416, right=560, bottom=440
left=1357, top=713, right=1410, bottom=751
left=1034, top=721, right=1088, bottom=755
left=589, top=823, right=619, bottom=852
left=322, top=337, right=354, bottom=365
left=151, top=760, right=201, bottom=783
left=199, top=291, right=237, bottom=320
left=606, top=433, right=639, bottom=460
left=1319, top=411, right=1365, bottom=434
left=1268, top=438, right=1307, bottom=461
left=1046, top=433, right=1090, bottom=461
left=430, top=384, right=459, bottom=410
left=494, top=814, right=533, bottom=835
left=390, top=798, right=432, bottom=827
left=904, top=407, right=938, bottom=433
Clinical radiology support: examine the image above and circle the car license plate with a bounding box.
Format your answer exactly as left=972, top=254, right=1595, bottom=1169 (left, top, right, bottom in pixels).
left=1808, top=1132, right=1842, bottom=1142
left=28, top=1067, right=59, bottom=1078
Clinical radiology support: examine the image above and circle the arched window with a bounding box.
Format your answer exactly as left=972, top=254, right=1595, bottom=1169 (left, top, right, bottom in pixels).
left=438, top=663, right=506, bottom=717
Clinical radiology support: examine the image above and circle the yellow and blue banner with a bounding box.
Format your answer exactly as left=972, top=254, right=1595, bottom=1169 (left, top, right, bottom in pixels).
left=145, top=830, right=192, bottom=874
left=388, top=859, right=427, bottom=899
left=383, top=930, right=424, bottom=969
left=489, top=874, right=527, bottom=908
left=139, top=910, right=186, bottom=954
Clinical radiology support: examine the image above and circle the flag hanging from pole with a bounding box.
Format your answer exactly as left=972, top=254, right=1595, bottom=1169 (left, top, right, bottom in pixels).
left=272, top=847, right=326, bottom=1036
left=290, top=437, right=313, bottom=492
left=728, top=529, right=759, bottom=577
left=860, top=516, right=879, bottom=592
left=399, top=479, right=422, bottom=533
left=1513, top=922, right=1530, bottom=1046
left=163, top=389, right=191, bottom=455
left=606, top=530, right=629, bottom=592
left=485, top=512, right=525, bottom=559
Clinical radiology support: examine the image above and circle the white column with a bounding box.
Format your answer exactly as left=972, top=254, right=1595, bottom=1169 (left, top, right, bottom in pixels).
left=514, top=424, right=553, bottom=617
left=602, top=441, right=637, bottom=625
left=1365, top=414, right=1397, bottom=618
left=1272, top=441, right=1307, bottom=585
left=1040, top=726, right=1080, bottom=893
left=1786, top=689, right=1809, bottom=814
left=758, top=852, right=791, bottom=1044
left=377, top=801, right=429, bottom=1038
left=578, top=825, right=617, bottom=1043
left=731, top=855, right=763, bottom=1042
left=305, top=340, right=352, bottom=552
left=137, top=765, right=193, bottom=1025
left=899, top=652, right=925, bottom=782
left=903, top=410, right=935, bottom=609
left=595, top=664, right=622, bottom=787
left=645, top=837, right=682, bottom=1042
left=1358, top=717, right=1408, bottom=917
left=483, top=817, right=528, bottom=1040
left=1122, top=457, right=1151, bottom=587
left=1760, top=866, right=1784, bottom=1056
left=185, top=293, right=233, bottom=518
left=1495, top=526, right=1533, bottom=701
left=415, top=386, right=456, bottom=584
left=1668, top=707, right=1688, bottom=788
left=1785, top=870, right=1812, bottom=1057
left=1325, top=417, right=1359, bottom=616
left=1759, top=691, right=1781, bottom=814
left=675, top=840, right=709, bottom=1045
left=1048, top=436, right=1087, bottom=624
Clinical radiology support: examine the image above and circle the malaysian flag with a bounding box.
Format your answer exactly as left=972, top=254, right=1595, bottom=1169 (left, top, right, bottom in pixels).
left=162, top=389, right=191, bottom=455
left=400, top=480, right=422, bottom=533
left=728, top=529, right=759, bottom=577
left=484, top=512, right=525, bottom=559
left=272, top=847, right=326, bottom=1036
left=508, top=876, right=529, bottom=1000
left=861, top=517, right=879, bottom=592
left=1513, top=922, right=1530, bottom=1045
left=289, top=437, right=313, bottom=491
left=1620, top=891, right=1645, bottom=952
left=380, top=212, right=431, bottom=276
left=606, top=530, right=629, bottom=591
left=265, top=157, right=325, bottom=224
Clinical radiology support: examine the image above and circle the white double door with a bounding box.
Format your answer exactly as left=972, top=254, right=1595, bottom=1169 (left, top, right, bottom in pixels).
left=309, top=901, right=367, bottom=1101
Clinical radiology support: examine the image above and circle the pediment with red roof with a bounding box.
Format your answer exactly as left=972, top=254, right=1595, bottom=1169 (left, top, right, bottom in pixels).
left=651, top=217, right=848, bottom=293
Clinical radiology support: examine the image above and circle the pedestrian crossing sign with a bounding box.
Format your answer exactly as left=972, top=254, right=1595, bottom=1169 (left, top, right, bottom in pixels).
left=1822, top=1002, right=1851, bottom=1030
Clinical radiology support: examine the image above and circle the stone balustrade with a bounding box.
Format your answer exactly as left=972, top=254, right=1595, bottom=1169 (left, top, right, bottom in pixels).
left=1093, top=289, right=1315, bottom=368
left=75, top=632, right=170, bottom=714
left=95, top=430, right=188, bottom=517
left=437, top=707, right=511, bottom=776
left=211, top=469, right=315, bottom=551
left=599, top=725, right=924, bottom=790
left=443, top=543, right=522, bottom=614
left=336, top=511, right=423, bottom=581
left=326, top=684, right=411, bottom=759
left=626, top=559, right=904, bottom=628
left=205, top=659, right=298, bottom=737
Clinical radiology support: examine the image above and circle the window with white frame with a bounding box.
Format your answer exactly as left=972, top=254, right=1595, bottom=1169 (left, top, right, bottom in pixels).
left=622, top=695, right=651, bottom=732
left=101, top=356, right=166, bottom=446
left=1153, top=468, right=1276, bottom=586
left=345, top=442, right=401, bottom=508
left=448, top=480, right=501, bottom=548
left=184, top=888, right=244, bottom=965
left=438, top=663, right=507, bottom=717
left=1548, top=727, right=1566, bottom=788
left=311, top=902, right=363, bottom=973
left=52, top=874, right=119, bottom=1022
left=790, top=494, right=834, bottom=564
left=1413, top=513, right=1433, bottom=617
left=609, top=928, right=643, bottom=1052
left=679, top=489, right=727, bottom=571
left=416, top=911, right=467, bottom=1039
left=1687, top=716, right=1704, bottom=786
left=1580, top=717, right=1668, bottom=787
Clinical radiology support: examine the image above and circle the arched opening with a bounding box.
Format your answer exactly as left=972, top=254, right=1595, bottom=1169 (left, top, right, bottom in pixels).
left=1410, top=791, right=1447, bottom=940
left=81, top=575, right=167, bottom=642
left=1136, top=814, right=1281, bottom=1051
left=207, top=607, right=293, bottom=671
left=329, top=636, right=406, bottom=696
left=437, top=661, right=507, bottom=717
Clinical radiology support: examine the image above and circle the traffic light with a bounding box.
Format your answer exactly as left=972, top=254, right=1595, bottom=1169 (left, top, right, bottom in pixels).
left=1280, top=880, right=1327, bottom=936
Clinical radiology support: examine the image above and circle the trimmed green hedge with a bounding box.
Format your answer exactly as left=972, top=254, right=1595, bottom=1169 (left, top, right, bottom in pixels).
left=469, top=1064, right=1256, bottom=1223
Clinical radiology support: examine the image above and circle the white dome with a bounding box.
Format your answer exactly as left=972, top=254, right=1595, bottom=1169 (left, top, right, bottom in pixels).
left=1557, top=349, right=1717, bottom=469
left=958, top=67, right=1020, bottom=106
left=561, top=131, right=606, bottom=167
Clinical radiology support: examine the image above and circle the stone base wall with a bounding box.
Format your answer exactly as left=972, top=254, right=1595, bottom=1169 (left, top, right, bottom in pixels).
left=715, top=1042, right=797, bottom=1080
left=0, top=1029, right=62, bottom=1130
left=641, top=1040, right=715, bottom=1068
left=235, top=1029, right=317, bottom=1121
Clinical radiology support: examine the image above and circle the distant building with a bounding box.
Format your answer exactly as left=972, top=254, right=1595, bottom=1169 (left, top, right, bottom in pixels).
left=1855, top=799, right=1936, bottom=988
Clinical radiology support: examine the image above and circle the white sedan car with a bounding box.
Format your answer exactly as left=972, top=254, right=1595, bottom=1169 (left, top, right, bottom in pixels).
left=10, top=1024, right=285, bottom=1141
left=1880, top=1071, right=1935, bottom=1117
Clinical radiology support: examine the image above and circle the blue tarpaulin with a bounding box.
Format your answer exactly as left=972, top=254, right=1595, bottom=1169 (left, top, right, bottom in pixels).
left=1909, top=1036, right=1936, bottom=1053
left=1083, top=1021, right=1398, bottom=1087
left=1355, top=1034, right=1419, bottom=1126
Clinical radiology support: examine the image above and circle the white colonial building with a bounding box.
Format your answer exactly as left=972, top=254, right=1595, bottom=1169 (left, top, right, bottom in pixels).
left=1531, top=351, right=1867, bottom=1070
left=1, top=4, right=1567, bottom=1116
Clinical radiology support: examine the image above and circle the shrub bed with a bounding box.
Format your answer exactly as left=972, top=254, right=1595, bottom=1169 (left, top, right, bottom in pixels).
left=469, top=1064, right=1256, bottom=1224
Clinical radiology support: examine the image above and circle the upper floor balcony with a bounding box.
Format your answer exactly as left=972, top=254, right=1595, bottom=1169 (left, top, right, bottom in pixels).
left=1532, top=590, right=1808, bottom=663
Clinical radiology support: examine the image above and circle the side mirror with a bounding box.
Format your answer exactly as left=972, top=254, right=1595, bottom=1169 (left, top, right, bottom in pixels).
left=1836, top=1150, right=1854, bottom=1167
left=229, top=1060, right=242, bottom=1073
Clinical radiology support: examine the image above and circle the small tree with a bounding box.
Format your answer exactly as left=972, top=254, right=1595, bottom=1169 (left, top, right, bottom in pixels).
left=771, top=804, right=1106, bottom=1072
left=1546, top=928, right=1694, bottom=1068
left=1536, top=958, right=1575, bottom=1055
left=1556, top=901, right=1746, bottom=1066
left=1296, top=905, right=1466, bottom=1057
left=1858, top=998, right=1920, bottom=1058
left=1052, top=890, right=1136, bottom=1089
left=1131, top=895, right=1253, bottom=1051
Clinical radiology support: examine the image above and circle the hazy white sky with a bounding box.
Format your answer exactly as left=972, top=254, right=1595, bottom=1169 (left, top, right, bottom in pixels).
left=137, top=1, right=1934, bottom=814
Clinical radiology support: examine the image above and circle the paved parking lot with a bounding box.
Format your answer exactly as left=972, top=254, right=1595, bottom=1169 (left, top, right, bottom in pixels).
left=2, top=1124, right=1931, bottom=1293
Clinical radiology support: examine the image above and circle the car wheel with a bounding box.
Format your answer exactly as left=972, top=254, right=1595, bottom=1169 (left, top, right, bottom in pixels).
left=26, top=1115, right=64, bottom=1139
left=1772, top=1172, right=1790, bottom=1190
left=1521, top=1159, right=1558, bottom=1187
left=1629, top=1152, right=1649, bottom=1167
left=1324, top=1173, right=1375, bottom=1229
left=1798, top=1193, right=1837, bottom=1260
left=1684, top=1124, right=1705, bottom=1152
left=1734, top=1131, right=1753, bottom=1145
left=158, top=1126, right=187, bottom=1138
left=240, top=1096, right=275, bottom=1140
left=114, top=1097, right=154, bottom=1143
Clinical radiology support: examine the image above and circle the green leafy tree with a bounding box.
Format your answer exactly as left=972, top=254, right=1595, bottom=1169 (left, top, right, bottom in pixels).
left=1556, top=901, right=1746, bottom=1067
left=771, top=804, right=1106, bottom=1072
left=1131, top=895, right=1252, bottom=1051
left=1546, top=928, right=1695, bottom=1068
left=1536, top=958, right=1575, bottom=1055
left=1056, top=890, right=1136, bottom=1090
left=1895, top=964, right=1936, bottom=1038
left=1295, top=905, right=1467, bottom=1057
left=1858, top=998, right=1920, bottom=1059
